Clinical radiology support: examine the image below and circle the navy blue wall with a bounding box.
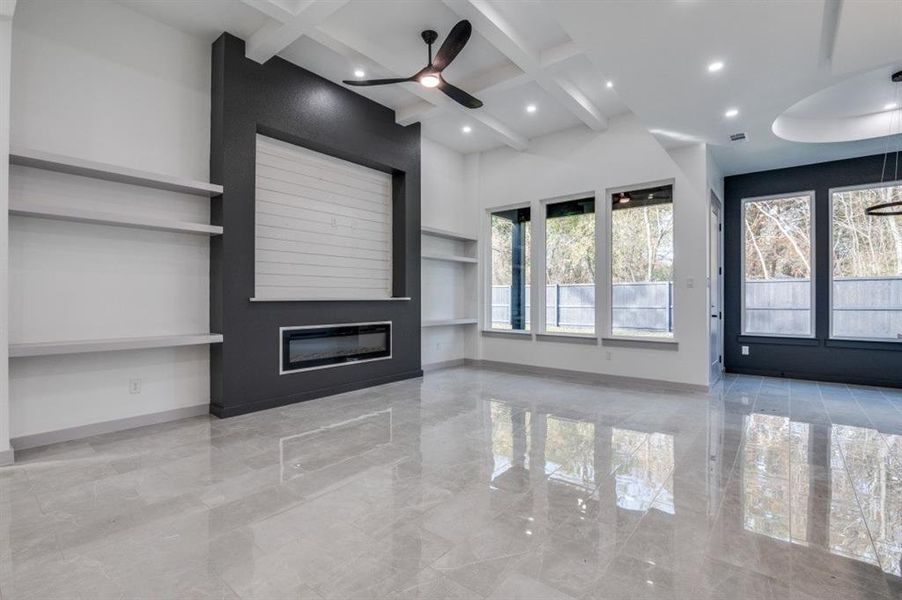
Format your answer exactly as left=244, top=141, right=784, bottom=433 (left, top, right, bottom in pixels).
left=724, top=152, right=902, bottom=388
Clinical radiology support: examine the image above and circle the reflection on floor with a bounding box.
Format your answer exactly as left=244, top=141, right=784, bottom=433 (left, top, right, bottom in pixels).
left=1, top=367, right=901, bottom=599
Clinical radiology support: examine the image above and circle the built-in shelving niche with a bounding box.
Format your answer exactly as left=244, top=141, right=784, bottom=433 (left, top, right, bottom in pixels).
left=421, top=226, right=478, bottom=369
left=6, top=148, right=224, bottom=449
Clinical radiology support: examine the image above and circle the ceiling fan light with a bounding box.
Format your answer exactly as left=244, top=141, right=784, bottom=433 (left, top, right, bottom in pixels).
left=420, top=74, right=440, bottom=88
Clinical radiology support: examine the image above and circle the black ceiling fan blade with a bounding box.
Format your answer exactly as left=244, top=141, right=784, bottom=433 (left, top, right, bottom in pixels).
left=342, top=77, right=413, bottom=86
left=431, top=20, right=472, bottom=72
left=438, top=79, right=483, bottom=109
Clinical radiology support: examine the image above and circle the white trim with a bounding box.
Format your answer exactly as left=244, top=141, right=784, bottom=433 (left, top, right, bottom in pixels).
left=828, top=181, right=902, bottom=343
left=422, top=318, right=478, bottom=327
left=740, top=190, right=816, bottom=339
left=279, top=321, right=392, bottom=375
left=250, top=296, right=410, bottom=302
left=10, top=334, right=223, bottom=358
left=421, top=253, right=478, bottom=264
left=421, top=226, right=477, bottom=242
left=10, top=404, right=209, bottom=451
left=604, top=179, right=677, bottom=341
left=484, top=203, right=533, bottom=333
left=422, top=358, right=466, bottom=372
left=9, top=203, right=223, bottom=236
left=9, top=146, right=222, bottom=196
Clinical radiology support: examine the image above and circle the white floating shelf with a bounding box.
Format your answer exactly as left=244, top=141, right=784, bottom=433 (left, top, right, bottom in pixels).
left=422, top=318, right=479, bottom=328
left=249, top=296, right=411, bottom=302
left=9, top=147, right=223, bottom=197
left=421, top=226, right=477, bottom=243
left=422, top=252, right=477, bottom=264
left=10, top=334, right=224, bottom=358
left=10, top=203, right=223, bottom=236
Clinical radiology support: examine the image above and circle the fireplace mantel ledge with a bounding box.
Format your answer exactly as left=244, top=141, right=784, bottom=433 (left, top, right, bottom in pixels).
left=249, top=297, right=411, bottom=302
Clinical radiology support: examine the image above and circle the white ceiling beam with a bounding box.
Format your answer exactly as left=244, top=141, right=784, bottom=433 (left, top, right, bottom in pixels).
left=241, top=0, right=294, bottom=23
left=540, top=40, right=581, bottom=69
left=243, top=0, right=350, bottom=64
left=443, top=0, right=607, bottom=131
left=306, top=28, right=528, bottom=150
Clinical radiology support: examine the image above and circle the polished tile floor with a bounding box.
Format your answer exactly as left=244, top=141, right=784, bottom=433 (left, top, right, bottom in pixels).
left=2, top=367, right=902, bottom=599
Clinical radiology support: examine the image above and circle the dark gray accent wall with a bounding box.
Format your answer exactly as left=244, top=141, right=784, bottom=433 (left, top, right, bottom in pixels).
left=724, top=152, right=902, bottom=388
left=209, top=33, right=422, bottom=418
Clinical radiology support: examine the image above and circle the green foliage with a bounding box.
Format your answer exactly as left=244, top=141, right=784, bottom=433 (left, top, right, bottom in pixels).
left=546, top=212, right=595, bottom=285
left=611, top=204, right=674, bottom=283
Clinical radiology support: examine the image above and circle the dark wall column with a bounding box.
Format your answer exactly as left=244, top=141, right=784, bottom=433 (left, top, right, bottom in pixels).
left=209, top=33, right=422, bottom=417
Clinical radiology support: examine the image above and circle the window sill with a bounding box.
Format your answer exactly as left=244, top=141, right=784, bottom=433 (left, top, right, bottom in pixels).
left=737, top=335, right=819, bottom=347
left=601, top=337, right=679, bottom=350
left=825, top=338, right=902, bottom=351
left=481, top=329, right=532, bottom=339
left=535, top=333, right=598, bottom=345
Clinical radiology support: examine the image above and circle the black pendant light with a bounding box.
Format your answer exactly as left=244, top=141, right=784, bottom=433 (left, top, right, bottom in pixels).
left=865, top=70, right=902, bottom=216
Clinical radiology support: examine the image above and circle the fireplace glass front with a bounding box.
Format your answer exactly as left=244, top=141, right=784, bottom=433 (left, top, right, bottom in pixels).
left=280, top=322, right=391, bottom=374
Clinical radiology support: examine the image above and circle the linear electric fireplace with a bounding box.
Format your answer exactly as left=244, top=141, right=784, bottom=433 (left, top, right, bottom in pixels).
left=280, top=322, right=392, bottom=374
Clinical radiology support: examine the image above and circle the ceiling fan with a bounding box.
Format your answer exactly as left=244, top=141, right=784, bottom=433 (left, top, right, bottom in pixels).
left=342, top=20, right=483, bottom=109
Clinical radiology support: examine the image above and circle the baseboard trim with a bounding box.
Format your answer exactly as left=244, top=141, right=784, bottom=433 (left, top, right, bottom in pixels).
left=0, top=447, right=14, bottom=467
left=10, top=404, right=210, bottom=452
left=423, top=358, right=466, bottom=372
left=211, top=368, right=424, bottom=418
left=724, top=366, right=902, bottom=389
left=465, top=359, right=709, bottom=393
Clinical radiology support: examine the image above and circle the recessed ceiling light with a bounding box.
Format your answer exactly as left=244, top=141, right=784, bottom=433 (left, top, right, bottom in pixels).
left=707, top=61, right=724, bottom=73
left=462, top=125, right=472, bottom=134
left=725, top=108, right=739, bottom=118
left=353, top=69, right=365, bottom=78
left=885, top=102, right=898, bottom=111
left=526, top=104, right=537, bottom=113
left=606, top=80, right=614, bottom=89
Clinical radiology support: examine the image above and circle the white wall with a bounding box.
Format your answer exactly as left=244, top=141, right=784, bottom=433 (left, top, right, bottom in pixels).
left=421, top=137, right=477, bottom=239
left=8, top=0, right=213, bottom=440
left=472, top=116, right=711, bottom=387
left=0, top=3, right=13, bottom=463
left=421, top=137, right=478, bottom=367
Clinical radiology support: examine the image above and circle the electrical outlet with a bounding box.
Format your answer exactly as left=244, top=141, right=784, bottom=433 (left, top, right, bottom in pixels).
left=686, top=278, right=695, bottom=289
left=605, top=351, right=612, bottom=361
left=129, top=378, right=142, bottom=394
left=741, top=345, right=750, bottom=356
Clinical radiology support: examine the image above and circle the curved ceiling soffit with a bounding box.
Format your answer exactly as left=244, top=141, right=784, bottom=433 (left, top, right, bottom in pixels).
left=773, top=66, right=902, bottom=144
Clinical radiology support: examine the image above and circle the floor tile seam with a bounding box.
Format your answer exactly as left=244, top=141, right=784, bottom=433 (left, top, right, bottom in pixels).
left=707, top=383, right=771, bottom=524
left=847, top=395, right=902, bottom=473
left=589, top=463, right=681, bottom=577
left=816, top=384, right=886, bottom=575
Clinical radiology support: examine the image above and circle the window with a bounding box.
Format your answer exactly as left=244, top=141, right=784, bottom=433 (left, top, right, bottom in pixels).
left=831, top=183, right=902, bottom=341
left=545, top=198, right=595, bottom=334
left=741, top=193, right=814, bottom=337
left=490, top=207, right=531, bottom=330
left=610, top=184, right=674, bottom=338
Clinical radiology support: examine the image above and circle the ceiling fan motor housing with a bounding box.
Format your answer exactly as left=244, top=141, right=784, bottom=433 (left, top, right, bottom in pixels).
left=422, top=30, right=438, bottom=46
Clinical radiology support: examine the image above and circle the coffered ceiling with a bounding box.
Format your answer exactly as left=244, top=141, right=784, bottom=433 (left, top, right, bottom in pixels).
left=113, top=0, right=902, bottom=175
